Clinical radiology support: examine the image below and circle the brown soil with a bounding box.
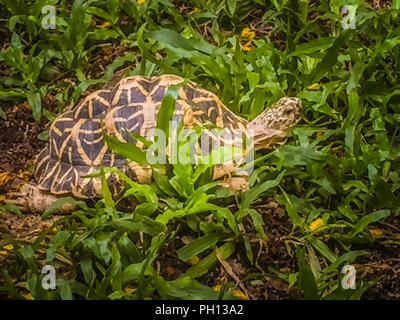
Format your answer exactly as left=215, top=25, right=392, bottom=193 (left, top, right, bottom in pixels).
left=0, top=101, right=45, bottom=175
left=356, top=214, right=400, bottom=299
left=0, top=211, right=58, bottom=242
left=366, top=0, right=393, bottom=9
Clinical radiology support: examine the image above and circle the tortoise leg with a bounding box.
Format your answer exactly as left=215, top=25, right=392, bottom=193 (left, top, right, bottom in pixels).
left=219, top=175, right=249, bottom=193
left=6, top=183, right=76, bottom=214
left=213, top=162, right=250, bottom=192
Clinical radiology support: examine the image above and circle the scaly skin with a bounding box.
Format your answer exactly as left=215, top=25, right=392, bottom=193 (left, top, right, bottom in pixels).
left=6, top=183, right=76, bottom=214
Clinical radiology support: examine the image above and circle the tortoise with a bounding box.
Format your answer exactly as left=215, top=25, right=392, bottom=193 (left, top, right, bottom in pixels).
left=8, top=74, right=302, bottom=213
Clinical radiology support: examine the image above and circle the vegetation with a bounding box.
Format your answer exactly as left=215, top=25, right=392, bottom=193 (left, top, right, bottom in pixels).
left=1, top=0, right=400, bottom=300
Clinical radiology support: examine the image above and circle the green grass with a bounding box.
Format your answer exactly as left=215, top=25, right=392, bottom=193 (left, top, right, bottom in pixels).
left=1, top=0, right=400, bottom=300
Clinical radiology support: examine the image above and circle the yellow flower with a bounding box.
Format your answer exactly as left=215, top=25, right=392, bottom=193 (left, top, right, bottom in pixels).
left=21, top=292, right=34, bottom=300
left=318, top=234, right=331, bottom=242
left=233, top=289, right=248, bottom=300
left=215, top=83, right=220, bottom=90
left=17, top=171, right=32, bottom=181
left=2, top=244, right=13, bottom=251
left=369, top=228, right=383, bottom=236
left=240, top=27, right=255, bottom=51
left=241, top=27, right=255, bottom=40
left=97, top=22, right=110, bottom=29
left=0, top=244, right=14, bottom=255
left=242, top=41, right=253, bottom=51
left=309, top=218, right=323, bottom=231
left=307, top=83, right=321, bottom=90
left=137, top=0, right=145, bottom=4
left=124, top=287, right=136, bottom=294
left=188, top=255, right=199, bottom=265
left=0, top=172, right=13, bottom=186
left=214, top=284, right=247, bottom=299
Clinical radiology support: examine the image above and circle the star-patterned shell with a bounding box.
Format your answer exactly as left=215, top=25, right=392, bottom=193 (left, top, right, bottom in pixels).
left=35, top=75, right=250, bottom=198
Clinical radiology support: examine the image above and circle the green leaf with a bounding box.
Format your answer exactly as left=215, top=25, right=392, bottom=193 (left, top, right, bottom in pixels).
left=276, top=191, right=303, bottom=229
left=80, top=255, right=93, bottom=285
left=83, top=237, right=101, bottom=260
left=350, top=210, right=390, bottom=237
left=323, top=278, right=380, bottom=300
left=123, top=262, right=144, bottom=280
left=0, top=88, right=26, bottom=100
left=100, top=166, right=114, bottom=209
left=305, top=235, right=337, bottom=264
left=165, top=276, right=232, bottom=299
left=153, top=170, right=176, bottom=196
left=108, top=290, right=126, bottom=299
left=308, top=29, right=351, bottom=84
left=184, top=242, right=235, bottom=278
left=104, top=136, right=149, bottom=166
left=91, top=29, right=120, bottom=41
left=0, top=203, right=22, bottom=217
left=111, top=216, right=166, bottom=237
left=8, top=15, right=21, bottom=32
left=59, top=281, right=73, bottom=300
left=347, top=61, right=367, bottom=92
left=118, top=234, right=141, bottom=264
left=19, top=245, right=37, bottom=272
left=37, top=131, right=49, bottom=141
left=338, top=205, right=359, bottom=223
left=138, top=24, right=178, bottom=74
left=0, top=107, right=6, bottom=120
left=247, top=208, right=268, bottom=241
left=343, top=90, right=360, bottom=128
left=288, top=37, right=334, bottom=57
left=226, top=0, right=237, bottom=16
left=151, top=29, right=213, bottom=56
left=177, top=233, right=220, bottom=261
left=156, top=83, right=182, bottom=139
left=241, top=170, right=285, bottom=209
left=313, top=177, right=337, bottom=195
left=10, top=31, right=22, bottom=49
left=156, top=209, right=186, bottom=225
left=42, top=197, right=81, bottom=219
left=98, top=239, right=111, bottom=264
left=26, top=89, right=41, bottom=123
left=323, top=250, right=368, bottom=274
left=46, top=230, right=71, bottom=263
left=374, top=179, right=394, bottom=208
left=109, top=244, right=122, bottom=279
left=296, top=246, right=318, bottom=300
left=87, top=6, right=118, bottom=24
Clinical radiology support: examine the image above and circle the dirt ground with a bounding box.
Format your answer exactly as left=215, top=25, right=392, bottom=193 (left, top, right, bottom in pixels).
left=0, top=101, right=45, bottom=174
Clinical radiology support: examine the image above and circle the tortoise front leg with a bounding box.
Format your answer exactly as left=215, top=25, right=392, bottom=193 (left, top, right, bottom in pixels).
left=6, top=183, right=76, bottom=214
left=213, top=163, right=249, bottom=192
left=219, top=176, right=249, bottom=193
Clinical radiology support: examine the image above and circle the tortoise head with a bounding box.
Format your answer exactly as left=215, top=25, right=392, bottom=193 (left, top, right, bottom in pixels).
left=247, top=97, right=302, bottom=150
